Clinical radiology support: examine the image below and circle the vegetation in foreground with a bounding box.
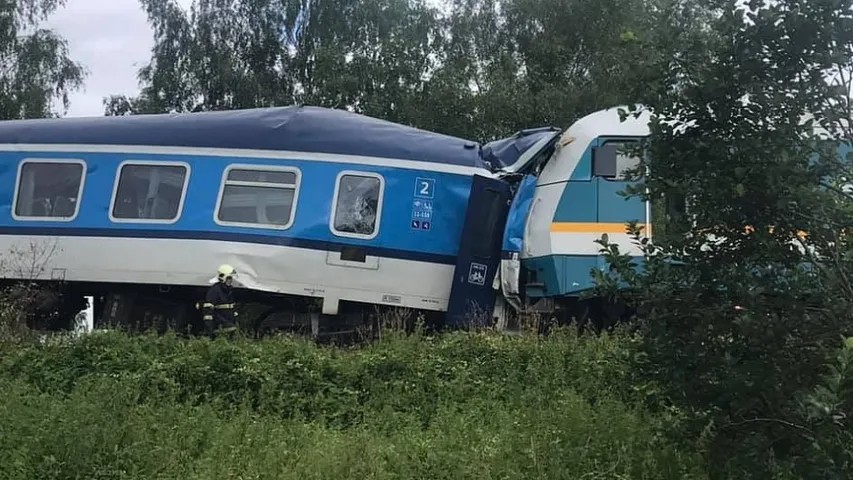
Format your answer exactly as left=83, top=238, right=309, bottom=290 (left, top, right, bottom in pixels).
left=0, top=328, right=703, bottom=479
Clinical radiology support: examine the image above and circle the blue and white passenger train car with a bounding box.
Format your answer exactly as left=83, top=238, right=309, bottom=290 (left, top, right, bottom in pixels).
left=0, top=105, right=653, bottom=334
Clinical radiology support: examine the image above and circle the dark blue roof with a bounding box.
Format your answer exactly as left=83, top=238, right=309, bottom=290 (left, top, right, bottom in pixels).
left=0, top=106, right=493, bottom=170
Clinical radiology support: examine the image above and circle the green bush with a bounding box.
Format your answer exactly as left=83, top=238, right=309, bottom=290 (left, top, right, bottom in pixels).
left=0, top=328, right=704, bottom=479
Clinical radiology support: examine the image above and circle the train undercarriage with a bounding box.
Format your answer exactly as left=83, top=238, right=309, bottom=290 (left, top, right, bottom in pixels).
left=0, top=276, right=633, bottom=343
left=0, top=278, right=453, bottom=343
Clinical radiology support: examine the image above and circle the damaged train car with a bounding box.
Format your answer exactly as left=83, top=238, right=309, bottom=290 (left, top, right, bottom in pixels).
left=0, top=105, right=652, bottom=337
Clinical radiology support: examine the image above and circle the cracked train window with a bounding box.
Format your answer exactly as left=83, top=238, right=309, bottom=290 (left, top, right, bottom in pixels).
left=14, top=160, right=86, bottom=220
left=331, top=173, right=384, bottom=239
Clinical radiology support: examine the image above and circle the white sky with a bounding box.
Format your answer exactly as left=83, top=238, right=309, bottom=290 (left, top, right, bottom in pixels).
left=44, top=0, right=193, bottom=118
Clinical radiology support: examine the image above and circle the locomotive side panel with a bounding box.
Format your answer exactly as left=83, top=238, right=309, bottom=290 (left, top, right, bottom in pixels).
left=520, top=108, right=651, bottom=299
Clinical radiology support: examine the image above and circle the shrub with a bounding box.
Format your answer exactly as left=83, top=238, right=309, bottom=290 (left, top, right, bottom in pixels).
left=0, top=328, right=703, bottom=479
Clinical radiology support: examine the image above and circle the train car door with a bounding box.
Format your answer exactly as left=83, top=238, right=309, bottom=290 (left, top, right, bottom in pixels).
left=592, top=138, right=649, bottom=245
left=445, top=174, right=513, bottom=328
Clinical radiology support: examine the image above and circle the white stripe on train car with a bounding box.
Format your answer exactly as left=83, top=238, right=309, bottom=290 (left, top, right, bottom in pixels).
left=549, top=232, right=645, bottom=256
left=0, top=143, right=495, bottom=177
left=0, top=235, right=454, bottom=312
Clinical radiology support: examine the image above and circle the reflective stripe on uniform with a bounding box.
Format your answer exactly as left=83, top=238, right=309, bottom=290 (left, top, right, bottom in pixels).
left=214, top=303, right=235, bottom=309
left=202, top=303, right=215, bottom=308
left=203, top=315, right=213, bottom=321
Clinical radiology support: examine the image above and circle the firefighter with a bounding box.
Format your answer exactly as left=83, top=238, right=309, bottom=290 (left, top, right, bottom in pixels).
left=199, top=264, right=239, bottom=337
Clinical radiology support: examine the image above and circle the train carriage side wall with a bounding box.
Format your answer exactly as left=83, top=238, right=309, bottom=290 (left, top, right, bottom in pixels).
left=0, top=147, right=479, bottom=317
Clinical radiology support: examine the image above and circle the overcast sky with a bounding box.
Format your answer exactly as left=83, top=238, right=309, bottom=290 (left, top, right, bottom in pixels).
left=45, top=0, right=193, bottom=118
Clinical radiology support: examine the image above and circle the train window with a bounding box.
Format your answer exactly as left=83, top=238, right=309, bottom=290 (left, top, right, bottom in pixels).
left=13, top=159, right=86, bottom=221
left=330, top=171, right=384, bottom=239
left=215, top=165, right=301, bottom=229
left=594, top=142, right=643, bottom=181
left=614, top=152, right=641, bottom=180
left=110, top=162, right=190, bottom=223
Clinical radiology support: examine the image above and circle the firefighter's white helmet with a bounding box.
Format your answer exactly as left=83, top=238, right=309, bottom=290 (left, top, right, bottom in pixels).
left=217, top=264, right=237, bottom=281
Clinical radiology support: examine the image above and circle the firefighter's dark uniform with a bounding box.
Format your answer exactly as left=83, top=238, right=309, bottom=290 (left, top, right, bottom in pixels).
left=201, top=281, right=237, bottom=335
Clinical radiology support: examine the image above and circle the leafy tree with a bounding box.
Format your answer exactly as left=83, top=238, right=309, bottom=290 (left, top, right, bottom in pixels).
left=105, top=0, right=443, bottom=121
left=108, top=0, right=715, bottom=142
left=594, top=0, right=853, bottom=477
left=409, top=0, right=719, bottom=139
left=0, top=0, right=86, bottom=119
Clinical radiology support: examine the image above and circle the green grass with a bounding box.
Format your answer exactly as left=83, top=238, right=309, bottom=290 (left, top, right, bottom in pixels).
left=0, top=328, right=706, bottom=479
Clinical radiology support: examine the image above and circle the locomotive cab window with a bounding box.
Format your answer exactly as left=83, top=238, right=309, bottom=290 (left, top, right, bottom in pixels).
left=592, top=142, right=642, bottom=181
left=330, top=172, right=384, bottom=239
left=13, top=159, right=86, bottom=221
left=110, top=162, right=189, bottom=223
left=216, top=166, right=301, bottom=229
